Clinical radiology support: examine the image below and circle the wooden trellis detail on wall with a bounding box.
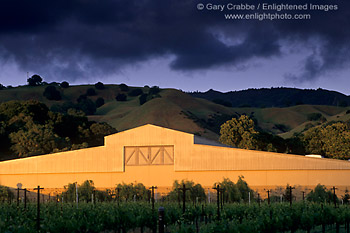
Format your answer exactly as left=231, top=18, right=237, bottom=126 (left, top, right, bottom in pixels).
left=124, top=145, right=174, bottom=166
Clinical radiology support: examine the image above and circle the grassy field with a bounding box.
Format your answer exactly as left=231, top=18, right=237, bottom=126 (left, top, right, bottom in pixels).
left=1, top=84, right=349, bottom=140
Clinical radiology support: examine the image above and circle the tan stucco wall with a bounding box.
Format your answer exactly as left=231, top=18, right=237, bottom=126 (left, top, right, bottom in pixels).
left=1, top=124, right=350, bottom=193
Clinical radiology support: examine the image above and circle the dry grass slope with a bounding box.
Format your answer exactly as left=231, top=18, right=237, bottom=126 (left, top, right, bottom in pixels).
left=1, top=85, right=349, bottom=140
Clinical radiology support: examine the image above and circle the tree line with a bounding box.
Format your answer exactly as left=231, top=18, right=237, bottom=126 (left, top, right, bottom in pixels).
left=219, top=115, right=350, bottom=160
left=0, top=100, right=116, bottom=160
left=1, top=178, right=347, bottom=205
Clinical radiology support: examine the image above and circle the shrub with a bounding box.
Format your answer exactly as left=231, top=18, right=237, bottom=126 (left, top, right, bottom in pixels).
left=139, top=94, right=148, bottom=105
left=27, top=74, right=42, bottom=86
left=149, top=86, right=160, bottom=95
left=116, top=183, right=149, bottom=202
left=76, top=98, right=96, bottom=115
left=119, top=83, right=129, bottom=92
left=307, top=113, right=323, bottom=121
left=167, top=180, right=206, bottom=203
left=306, top=184, right=337, bottom=203
left=116, top=93, right=127, bottom=101
left=94, top=82, right=105, bottom=90
left=0, top=185, right=14, bottom=201
left=60, top=81, right=69, bottom=88
left=128, top=88, right=143, bottom=96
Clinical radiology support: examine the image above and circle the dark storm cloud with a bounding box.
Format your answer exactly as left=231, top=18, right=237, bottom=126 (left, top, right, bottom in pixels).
left=0, top=0, right=349, bottom=82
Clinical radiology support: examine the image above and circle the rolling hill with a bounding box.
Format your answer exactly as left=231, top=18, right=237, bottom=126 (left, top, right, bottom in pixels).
left=1, top=84, right=350, bottom=141
left=189, top=87, right=350, bottom=108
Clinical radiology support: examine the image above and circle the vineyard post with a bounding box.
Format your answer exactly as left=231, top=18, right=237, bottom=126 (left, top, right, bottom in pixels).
left=288, top=186, right=295, bottom=206
left=257, top=193, right=260, bottom=207
left=179, top=184, right=189, bottom=214
left=17, top=188, right=20, bottom=206
left=332, top=186, right=338, bottom=208
left=213, top=185, right=223, bottom=220
left=150, top=186, right=157, bottom=211
left=24, top=188, right=27, bottom=210
left=158, top=207, right=165, bottom=233
left=249, top=192, right=251, bottom=205
left=266, top=190, right=271, bottom=205
left=302, top=191, right=305, bottom=201
left=34, top=185, right=44, bottom=232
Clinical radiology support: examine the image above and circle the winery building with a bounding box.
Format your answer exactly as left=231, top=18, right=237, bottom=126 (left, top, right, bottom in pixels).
left=1, top=124, right=350, bottom=194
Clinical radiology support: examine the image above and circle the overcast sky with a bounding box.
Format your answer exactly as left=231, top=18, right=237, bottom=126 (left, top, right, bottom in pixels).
left=0, top=0, right=349, bottom=93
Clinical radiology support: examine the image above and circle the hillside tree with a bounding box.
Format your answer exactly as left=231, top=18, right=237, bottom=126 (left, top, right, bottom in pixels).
left=302, top=122, right=350, bottom=159
left=27, top=74, right=42, bottom=86
left=219, top=115, right=259, bottom=149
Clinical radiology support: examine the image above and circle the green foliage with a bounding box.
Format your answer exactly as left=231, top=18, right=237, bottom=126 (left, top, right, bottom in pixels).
left=0, top=185, right=14, bottom=201
left=27, top=74, right=42, bottom=86
left=9, top=121, right=70, bottom=157
left=301, top=122, right=350, bottom=159
left=116, top=93, right=127, bottom=101
left=43, top=86, right=62, bottom=101
left=128, top=88, right=143, bottom=96
left=61, top=180, right=113, bottom=203
left=167, top=180, right=206, bottom=203
left=1, top=201, right=349, bottom=233
left=282, top=184, right=295, bottom=203
left=219, top=115, right=291, bottom=153
left=149, top=86, right=160, bottom=95
left=119, top=83, right=129, bottom=92
left=138, top=87, right=162, bottom=105
left=89, top=122, right=117, bottom=146
left=51, top=100, right=92, bottom=116
left=139, top=94, right=148, bottom=105
left=342, top=189, right=350, bottom=204
left=60, top=81, right=69, bottom=88
left=236, top=176, right=255, bottom=202
left=306, top=184, right=337, bottom=203
left=116, top=182, right=149, bottom=202
left=285, top=136, right=306, bottom=155
left=95, top=97, right=105, bottom=108
left=219, top=115, right=259, bottom=149
left=214, top=178, right=240, bottom=202
left=214, top=177, right=254, bottom=203
left=190, top=87, right=350, bottom=108
left=76, top=95, right=97, bottom=115
left=0, top=100, right=116, bottom=158
left=307, top=113, right=326, bottom=122
left=0, top=100, right=49, bottom=123
left=94, top=82, right=105, bottom=90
